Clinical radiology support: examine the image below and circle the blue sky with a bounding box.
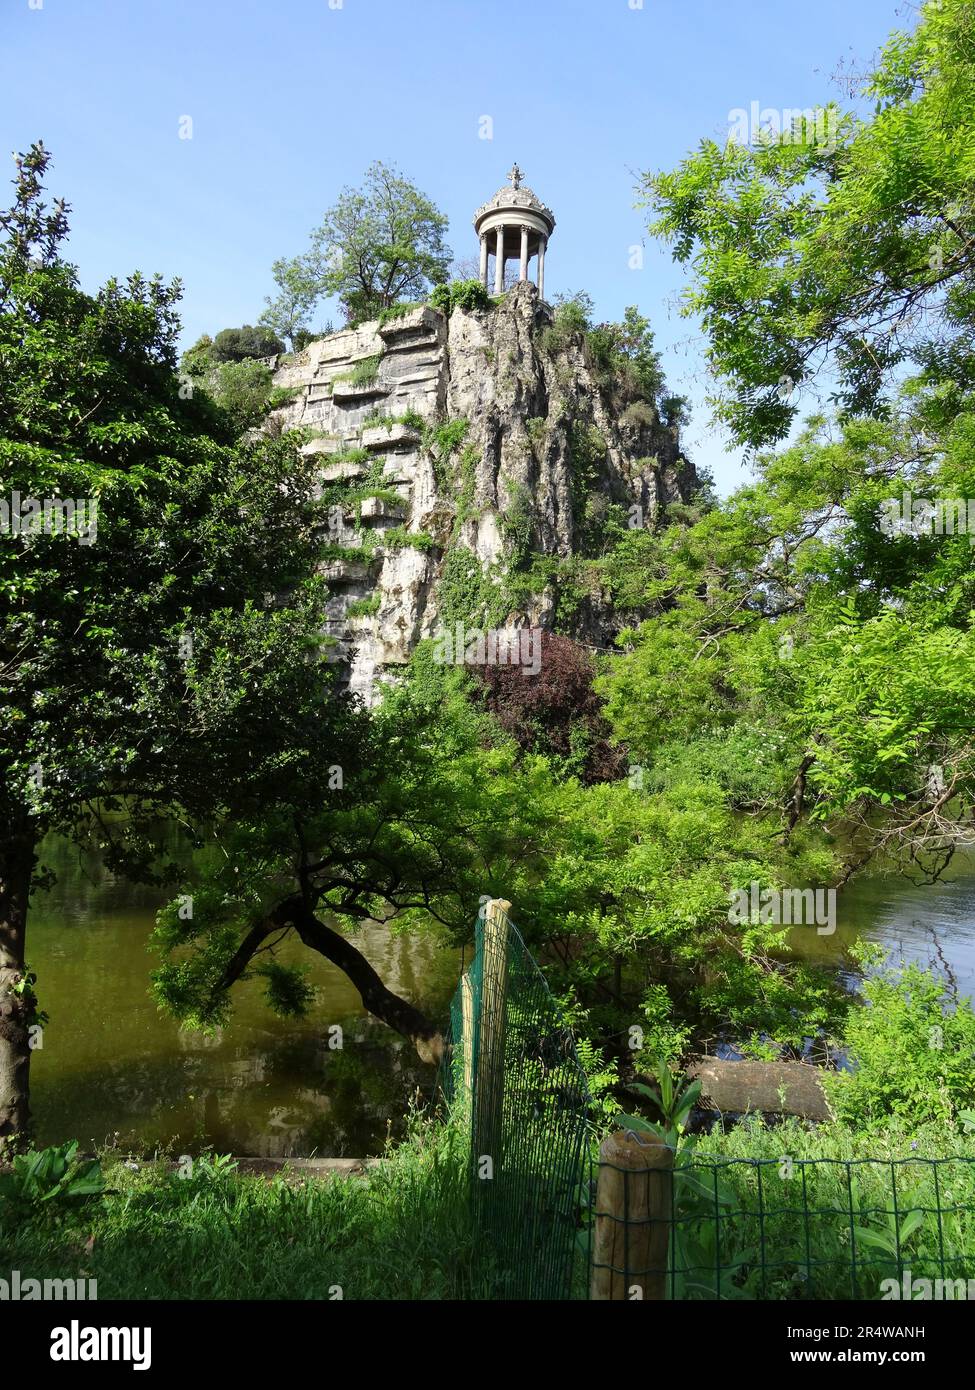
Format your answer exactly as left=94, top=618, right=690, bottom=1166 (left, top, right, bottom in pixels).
left=2, top=0, right=911, bottom=492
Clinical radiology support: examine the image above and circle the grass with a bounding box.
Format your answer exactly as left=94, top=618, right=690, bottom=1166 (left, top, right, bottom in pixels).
left=0, top=1118, right=506, bottom=1301
left=333, top=356, right=381, bottom=389
left=657, top=1116, right=975, bottom=1299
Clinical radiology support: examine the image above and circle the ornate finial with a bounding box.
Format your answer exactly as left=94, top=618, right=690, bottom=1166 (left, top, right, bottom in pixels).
left=508, top=162, right=523, bottom=189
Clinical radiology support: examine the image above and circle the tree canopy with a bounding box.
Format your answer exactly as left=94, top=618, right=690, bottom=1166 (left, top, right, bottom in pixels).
left=309, top=161, right=450, bottom=324
left=642, top=0, right=975, bottom=448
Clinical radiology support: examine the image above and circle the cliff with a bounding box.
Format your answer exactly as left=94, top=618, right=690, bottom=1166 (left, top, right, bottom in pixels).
left=269, top=282, right=696, bottom=702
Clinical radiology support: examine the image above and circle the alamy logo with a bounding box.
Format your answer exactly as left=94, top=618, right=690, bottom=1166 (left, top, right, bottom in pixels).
left=1, top=1269, right=97, bottom=1300
left=0, top=491, right=98, bottom=544
left=50, top=1320, right=151, bottom=1371
left=727, top=103, right=839, bottom=151
left=728, top=881, right=836, bottom=935
left=881, top=1269, right=975, bottom=1300
left=878, top=492, right=975, bottom=546
left=432, top=623, right=542, bottom=676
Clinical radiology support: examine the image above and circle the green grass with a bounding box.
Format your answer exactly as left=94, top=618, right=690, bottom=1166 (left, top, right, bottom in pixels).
left=0, top=1120, right=505, bottom=1301
left=333, top=355, right=381, bottom=389
left=659, top=1116, right=975, bottom=1299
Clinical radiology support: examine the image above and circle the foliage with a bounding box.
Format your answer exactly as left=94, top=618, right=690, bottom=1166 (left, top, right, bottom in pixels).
left=180, top=333, right=217, bottom=378
left=380, top=527, right=435, bottom=552
left=472, top=632, right=626, bottom=784
left=334, top=355, right=381, bottom=388
left=309, top=161, right=450, bottom=323
left=210, top=358, right=274, bottom=435
left=688, top=1114, right=975, bottom=1300
left=258, top=253, right=322, bottom=352
left=377, top=300, right=416, bottom=327
left=429, top=278, right=494, bottom=316
left=346, top=594, right=381, bottom=619
left=828, top=947, right=975, bottom=1129
left=211, top=324, right=283, bottom=362
left=642, top=0, right=975, bottom=446
left=587, top=306, right=665, bottom=403
left=0, top=1141, right=105, bottom=1208
left=0, top=1118, right=509, bottom=1299
left=0, top=143, right=360, bottom=1145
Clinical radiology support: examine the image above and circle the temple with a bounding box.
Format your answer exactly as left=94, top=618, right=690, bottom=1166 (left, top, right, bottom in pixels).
left=473, top=164, right=556, bottom=298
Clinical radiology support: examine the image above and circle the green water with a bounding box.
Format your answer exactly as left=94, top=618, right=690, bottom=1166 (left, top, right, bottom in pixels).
left=27, top=841, right=460, bottom=1159
left=25, top=840, right=975, bottom=1158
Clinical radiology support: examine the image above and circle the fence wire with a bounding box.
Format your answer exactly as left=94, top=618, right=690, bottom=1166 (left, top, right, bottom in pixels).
left=590, top=1150, right=975, bottom=1301
left=438, top=904, right=593, bottom=1300
left=438, top=904, right=975, bottom=1301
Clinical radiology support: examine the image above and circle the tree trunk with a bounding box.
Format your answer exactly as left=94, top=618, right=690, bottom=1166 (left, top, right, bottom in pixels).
left=0, top=826, right=36, bottom=1154
left=282, top=897, right=445, bottom=1064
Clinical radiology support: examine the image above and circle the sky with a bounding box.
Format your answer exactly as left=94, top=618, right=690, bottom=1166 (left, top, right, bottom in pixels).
left=1, top=0, right=917, bottom=493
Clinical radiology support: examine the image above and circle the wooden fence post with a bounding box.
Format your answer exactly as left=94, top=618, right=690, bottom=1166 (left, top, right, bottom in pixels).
left=460, top=971, right=474, bottom=1101
left=590, top=1130, right=674, bottom=1300
left=473, top=897, right=511, bottom=1181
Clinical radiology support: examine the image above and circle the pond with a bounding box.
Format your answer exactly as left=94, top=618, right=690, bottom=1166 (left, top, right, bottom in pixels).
left=789, top=857, right=975, bottom=1004
left=26, top=842, right=975, bottom=1159
left=27, top=839, right=460, bottom=1159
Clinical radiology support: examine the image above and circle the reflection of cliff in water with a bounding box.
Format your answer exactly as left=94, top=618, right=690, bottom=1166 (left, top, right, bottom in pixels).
left=29, top=836, right=459, bottom=1157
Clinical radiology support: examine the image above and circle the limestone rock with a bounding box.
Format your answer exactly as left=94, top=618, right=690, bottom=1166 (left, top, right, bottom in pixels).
left=271, top=282, right=696, bottom=704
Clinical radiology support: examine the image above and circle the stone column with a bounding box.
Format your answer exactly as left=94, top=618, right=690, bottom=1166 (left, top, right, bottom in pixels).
left=479, top=234, right=489, bottom=289
left=519, top=224, right=529, bottom=282
left=494, top=224, right=505, bottom=295
left=538, top=235, right=547, bottom=299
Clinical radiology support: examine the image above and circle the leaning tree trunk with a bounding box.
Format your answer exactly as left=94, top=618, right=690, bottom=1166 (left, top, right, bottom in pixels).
left=286, top=899, right=445, bottom=1063
left=0, top=827, right=36, bottom=1154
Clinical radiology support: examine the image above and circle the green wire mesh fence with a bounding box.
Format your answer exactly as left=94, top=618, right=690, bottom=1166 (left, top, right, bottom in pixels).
left=591, top=1144, right=975, bottom=1300
left=437, top=899, right=594, bottom=1300
left=438, top=900, right=975, bottom=1300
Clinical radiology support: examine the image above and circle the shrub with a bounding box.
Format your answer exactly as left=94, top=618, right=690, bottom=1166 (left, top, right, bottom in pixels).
left=473, top=632, right=627, bottom=784
left=362, top=410, right=395, bottom=431
left=382, top=528, right=435, bottom=551
left=0, top=1141, right=105, bottom=1208
left=212, top=324, right=285, bottom=362
left=660, top=394, right=690, bottom=429
left=346, top=594, right=381, bottom=618
left=827, top=948, right=975, bottom=1129
left=333, top=355, right=381, bottom=388
left=377, top=301, right=417, bottom=328
left=429, top=279, right=494, bottom=317
left=180, top=333, right=217, bottom=378
left=268, top=385, right=301, bottom=411
left=621, top=401, right=656, bottom=430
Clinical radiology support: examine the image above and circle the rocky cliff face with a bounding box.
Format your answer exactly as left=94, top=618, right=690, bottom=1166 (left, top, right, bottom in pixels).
left=269, top=282, right=696, bottom=703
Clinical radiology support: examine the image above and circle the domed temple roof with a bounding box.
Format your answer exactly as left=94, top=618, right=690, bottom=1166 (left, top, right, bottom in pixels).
left=473, top=164, right=556, bottom=234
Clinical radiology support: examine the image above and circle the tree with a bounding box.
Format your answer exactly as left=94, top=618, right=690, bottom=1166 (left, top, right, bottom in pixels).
left=0, top=144, right=357, bottom=1150
left=309, top=161, right=450, bottom=323
left=211, top=358, right=273, bottom=435
left=642, top=0, right=975, bottom=448
left=211, top=324, right=284, bottom=362
left=587, top=306, right=665, bottom=403
left=473, top=633, right=626, bottom=784
left=258, top=254, right=321, bottom=351
left=150, top=679, right=567, bottom=1061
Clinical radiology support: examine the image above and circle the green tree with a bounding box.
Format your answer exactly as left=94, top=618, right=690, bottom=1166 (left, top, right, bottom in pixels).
left=211, top=324, right=283, bottom=362
left=0, top=144, right=352, bottom=1150
left=258, top=254, right=321, bottom=351
left=211, top=358, right=273, bottom=435
left=310, top=161, right=450, bottom=323
left=642, top=0, right=975, bottom=448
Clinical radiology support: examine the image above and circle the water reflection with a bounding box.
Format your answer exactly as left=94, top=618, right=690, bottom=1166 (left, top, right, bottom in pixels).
left=28, top=839, right=459, bottom=1157
left=790, top=858, right=975, bottom=1004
